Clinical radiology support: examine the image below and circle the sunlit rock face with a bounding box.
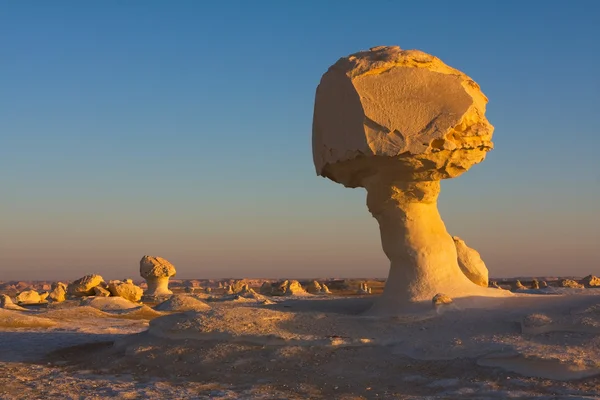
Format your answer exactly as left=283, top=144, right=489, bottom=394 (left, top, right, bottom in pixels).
left=312, top=46, right=509, bottom=315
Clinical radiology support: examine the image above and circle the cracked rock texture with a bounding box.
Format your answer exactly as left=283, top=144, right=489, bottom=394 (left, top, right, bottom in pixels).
left=313, top=45, right=493, bottom=187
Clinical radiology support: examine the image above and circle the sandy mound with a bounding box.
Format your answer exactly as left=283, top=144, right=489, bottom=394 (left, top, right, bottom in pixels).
left=155, top=295, right=210, bottom=312
left=80, top=296, right=141, bottom=311
left=0, top=309, right=57, bottom=328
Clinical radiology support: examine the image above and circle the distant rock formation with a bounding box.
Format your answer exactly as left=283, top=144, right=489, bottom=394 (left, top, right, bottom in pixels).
left=539, top=280, right=548, bottom=288
left=305, top=280, right=331, bottom=294
left=93, top=286, right=111, bottom=297
left=140, top=256, right=176, bottom=297
left=48, top=282, right=67, bottom=302
left=68, top=274, right=105, bottom=297
left=583, top=275, right=600, bottom=288
left=512, top=280, right=526, bottom=291
left=357, top=282, right=372, bottom=294
left=0, top=294, right=27, bottom=311
left=559, top=279, right=584, bottom=289
left=16, top=290, right=42, bottom=304
left=261, top=280, right=308, bottom=296
left=531, top=279, right=540, bottom=289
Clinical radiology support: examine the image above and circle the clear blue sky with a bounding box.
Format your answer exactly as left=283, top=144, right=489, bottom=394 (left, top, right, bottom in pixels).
left=1, top=0, right=599, bottom=280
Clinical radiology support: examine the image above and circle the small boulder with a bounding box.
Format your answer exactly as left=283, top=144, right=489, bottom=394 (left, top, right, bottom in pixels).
left=231, top=280, right=249, bottom=293
left=107, top=280, right=143, bottom=302
left=67, top=274, right=105, bottom=297
left=48, top=282, right=67, bottom=303
left=490, top=281, right=501, bottom=289
left=432, top=293, right=453, bottom=306
left=559, top=279, right=584, bottom=289
left=512, top=280, right=526, bottom=291
left=540, top=280, right=548, bottom=288
left=531, top=279, right=540, bottom=289
left=271, top=280, right=307, bottom=296
left=16, top=290, right=42, bottom=304
left=583, top=275, right=600, bottom=288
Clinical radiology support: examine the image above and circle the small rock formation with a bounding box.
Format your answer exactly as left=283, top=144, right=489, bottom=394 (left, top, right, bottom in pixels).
left=312, top=45, right=508, bottom=314
left=48, top=282, right=67, bottom=302
left=559, top=279, right=584, bottom=289
left=108, top=280, right=143, bottom=302
left=231, top=280, right=249, bottom=293
left=489, top=281, right=501, bottom=289
left=155, top=295, right=210, bottom=312
left=225, top=284, right=234, bottom=295
left=540, top=280, right=548, bottom=288
left=432, top=293, right=453, bottom=306
left=583, top=275, right=600, bottom=288
left=140, top=256, right=176, bottom=297
left=93, top=286, right=111, bottom=297
left=16, top=290, right=42, bottom=304
left=205, top=287, right=212, bottom=294
left=67, top=274, right=105, bottom=297
left=512, top=280, right=526, bottom=291
left=531, top=279, right=540, bottom=289
left=39, top=292, right=49, bottom=302
left=0, top=294, right=27, bottom=311
left=305, top=280, right=332, bottom=294
left=271, top=280, right=307, bottom=296
left=123, top=279, right=134, bottom=284
left=357, top=282, right=372, bottom=294
left=452, top=237, right=489, bottom=287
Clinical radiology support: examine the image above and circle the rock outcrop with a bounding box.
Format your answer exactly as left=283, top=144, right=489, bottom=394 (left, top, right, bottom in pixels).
left=107, top=280, right=143, bottom=302
left=67, top=274, right=105, bottom=297
left=140, top=256, right=176, bottom=297
left=270, top=280, right=307, bottom=296
left=93, top=286, right=111, bottom=297
left=48, top=282, right=67, bottom=302
left=559, top=279, right=584, bottom=289
left=0, top=294, right=27, bottom=311
left=531, top=279, right=540, bottom=289
left=16, top=290, right=42, bottom=304
left=512, top=280, right=526, bottom=291
left=312, top=45, right=509, bottom=314
left=452, top=237, right=489, bottom=287
left=305, top=280, right=332, bottom=294
left=583, top=275, right=600, bottom=288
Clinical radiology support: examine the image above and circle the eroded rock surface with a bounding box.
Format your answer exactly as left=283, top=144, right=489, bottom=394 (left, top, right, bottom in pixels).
left=108, top=280, right=143, bottom=302
left=140, top=256, right=176, bottom=297
left=453, top=237, right=489, bottom=287
left=67, top=274, right=105, bottom=297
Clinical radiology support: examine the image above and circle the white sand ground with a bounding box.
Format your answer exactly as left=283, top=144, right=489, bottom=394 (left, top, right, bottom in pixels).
left=0, top=290, right=599, bottom=399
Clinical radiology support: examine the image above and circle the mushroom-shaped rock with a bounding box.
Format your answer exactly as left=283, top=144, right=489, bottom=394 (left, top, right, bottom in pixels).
left=16, top=290, right=42, bottom=304
left=107, top=280, right=143, bottom=302
left=67, top=274, right=105, bottom=297
left=48, top=282, right=67, bottom=302
left=583, top=275, right=600, bottom=288
left=312, top=46, right=509, bottom=314
left=452, top=236, right=489, bottom=287
left=140, top=256, right=176, bottom=297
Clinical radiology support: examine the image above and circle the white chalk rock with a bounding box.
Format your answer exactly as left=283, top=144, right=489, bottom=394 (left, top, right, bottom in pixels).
left=16, top=290, right=42, bottom=304
left=67, top=274, right=105, bottom=297
left=452, top=236, right=489, bottom=287
left=140, top=256, right=176, bottom=297
left=107, top=280, right=143, bottom=302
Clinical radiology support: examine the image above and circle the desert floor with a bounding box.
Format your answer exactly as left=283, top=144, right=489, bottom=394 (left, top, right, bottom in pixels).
left=1, top=287, right=599, bottom=399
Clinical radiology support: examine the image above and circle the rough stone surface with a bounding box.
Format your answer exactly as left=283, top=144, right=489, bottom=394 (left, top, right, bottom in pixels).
left=0, top=294, right=27, bottom=310
left=16, top=290, right=42, bottom=304
left=312, top=45, right=508, bottom=314
left=559, top=279, right=584, bottom=289
left=67, top=274, right=105, bottom=297
left=452, top=237, right=489, bottom=287
left=107, top=280, right=143, bottom=302
left=48, top=282, right=67, bottom=303
left=582, top=275, right=600, bottom=288
left=140, top=256, right=177, bottom=297
left=93, top=286, right=111, bottom=297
